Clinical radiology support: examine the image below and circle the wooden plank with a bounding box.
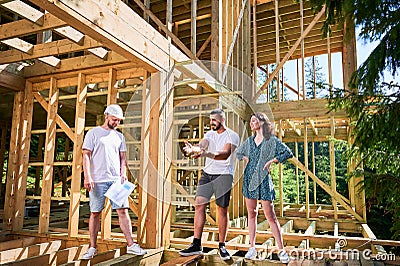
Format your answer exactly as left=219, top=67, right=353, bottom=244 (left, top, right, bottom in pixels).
left=68, top=73, right=86, bottom=237
left=330, top=116, right=338, bottom=220
left=54, top=26, right=85, bottom=45
left=38, top=77, right=59, bottom=234
left=1, top=0, right=44, bottom=25
left=161, top=254, right=202, bottom=266
left=362, top=224, right=386, bottom=254
left=0, top=13, right=66, bottom=41
left=28, top=0, right=175, bottom=71
left=0, top=36, right=103, bottom=65
left=13, top=81, right=34, bottom=230
left=101, top=68, right=117, bottom=240
left=38, top=56, right=61, bottom=68
left=2, top=244, right=89, bottom=266
left=0, top=240, right=62, bottom=264
left=0, top=237, right=37, bottom=252
left=3, top=91, right=24, bottom=231
left=24, top=51, right=128, bottom=77
left=1, top=38, right=34, bottom=54
left=88, top=47, right=109, bottom=59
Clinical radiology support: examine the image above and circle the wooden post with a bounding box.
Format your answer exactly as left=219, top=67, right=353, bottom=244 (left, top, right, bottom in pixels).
left=34, top=134, right=44, bottom=196
left=191, top=0, right=197, bottom=54
left=3, top=81, right=34, bottom=231
left=0, top=125, right=7, bottom=197
left=211, top=0, right=220, bottom=76
left=139, top=70, right=173, bottom=248
left=303, top=118, right=309, bottom=219
left=300, top=0, right=305, bottom=99
left=101, top=68, right=118, bottom=240
left=274, top=0, right=280, bottom=102
left=342, top=16, right=357, bottom=92
left=312, top=141, right=317, bottom=205
left=278, top=120, right=283, bottom=217
left=62, top=137, right=70, bottom=197
left=39, top=77, right=59, bottom=233
left=3, top=92, right=24, bottom=231
left=295, top=141, right=299, bottom=204
left=329, top=117, right=338, bottom=220
left=68, top=73, right=87, bottom=237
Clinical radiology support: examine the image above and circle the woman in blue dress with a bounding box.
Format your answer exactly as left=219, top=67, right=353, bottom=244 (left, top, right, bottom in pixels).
left=236, top=112, right=293, bottom=262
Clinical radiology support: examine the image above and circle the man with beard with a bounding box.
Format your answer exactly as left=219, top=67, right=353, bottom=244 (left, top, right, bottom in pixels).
left=81, top=104, right=146, bottom=260
left=179, top=109, right=240, bottom=261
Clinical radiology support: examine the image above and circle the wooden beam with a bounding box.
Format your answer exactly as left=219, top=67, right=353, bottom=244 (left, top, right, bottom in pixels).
left=0, top=240, right=62, bottom=264
left=33, top=92, right=74, bottom=141
left=0, top=13, right=66, bottom=41
left=38, top=56, right=61, bottom=68
left=285, top=119, right=301, bottom=136
left=12, top=81, right=34, bottom=230
left=88, top=47, right=109, bottom=59
left=289, top=157, right=364, bottom=221
left=1, top=0, right=44, bottom=25
left=298, top=220, right=316, bottom=249
left=24, top=51, right=128, bottom=77
left=1, top=38, right=34, bottom=54
left=0, top=36, right=103, bottom=65
left=0, top=70, right=25, bottom=91
left=38, top=77, right=59, bottom=234
left=330, top=116, right=338, bottom=220
left=254, top=5, right=326, bottom=100
left=54, top=26, right=85, bottom=45
left=3, top=91, right=23, bottom=230
left=68, top=73, right=86, bottom=237
left=196, top=34, right=211, bottom=57
left=307, top=118, right=318, bottom=135
left=28, top=0, right=174, bottom=71
left=361, top=224, right=386, bottom=254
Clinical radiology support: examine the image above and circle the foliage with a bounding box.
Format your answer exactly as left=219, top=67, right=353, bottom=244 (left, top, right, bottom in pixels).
left=310, top=0, right=400, bottom=238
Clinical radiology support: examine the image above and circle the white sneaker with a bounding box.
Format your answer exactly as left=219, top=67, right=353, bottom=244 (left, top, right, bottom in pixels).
left=278, top=250, right=290, bottom=263
left=81, top=247, right=97, bottom=260
left=127, top=243, right=147, bottom=255
left=245, top=247, right=257, bottom=259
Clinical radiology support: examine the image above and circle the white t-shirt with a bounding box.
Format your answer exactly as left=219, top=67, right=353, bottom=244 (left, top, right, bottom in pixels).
left=203, top=128, right=240, bottom=175
left=83, top=126, right=127, bottom=183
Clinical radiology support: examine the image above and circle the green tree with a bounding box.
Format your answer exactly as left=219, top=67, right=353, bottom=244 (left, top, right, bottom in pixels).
left=310, top=0, right=400, bottom=238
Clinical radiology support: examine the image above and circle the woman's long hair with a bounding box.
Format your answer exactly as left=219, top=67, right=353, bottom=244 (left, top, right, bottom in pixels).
left=252, top=112, right=275, bottom=140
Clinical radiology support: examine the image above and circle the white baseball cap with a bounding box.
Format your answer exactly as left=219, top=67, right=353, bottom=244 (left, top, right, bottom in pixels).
left=104, top=104, right=124, bottom=119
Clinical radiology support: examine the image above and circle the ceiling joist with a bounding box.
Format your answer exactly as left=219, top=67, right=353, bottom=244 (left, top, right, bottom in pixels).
left=1, top=0, right=44, bottom=25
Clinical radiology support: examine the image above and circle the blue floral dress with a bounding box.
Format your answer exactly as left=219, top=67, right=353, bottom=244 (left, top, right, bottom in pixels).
left=236, top=135, right=293, bottom=201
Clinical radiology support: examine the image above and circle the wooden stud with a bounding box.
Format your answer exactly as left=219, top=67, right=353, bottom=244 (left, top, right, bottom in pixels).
left=68, top=73, right=87, bottom=237
left=38, top=77, right=59, bottom=234
left=303, top=118, right=309, bottom=219
left=329, top=116, right=338, bottom=220
left=0, top=126, right=7, bottom=197
left=191, top=0, right=197, bottom=54
left=254, top=6, right=326, bottom=100
left=312, top=141, right=316, bottom=205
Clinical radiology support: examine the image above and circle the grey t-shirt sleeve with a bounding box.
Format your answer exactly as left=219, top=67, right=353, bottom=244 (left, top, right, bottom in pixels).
left=120, top=133, right=127, bottom=152
left=82, top=130, right=94, bottom=151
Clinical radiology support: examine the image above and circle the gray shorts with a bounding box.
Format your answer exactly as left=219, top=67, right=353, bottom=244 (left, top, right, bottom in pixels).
left=196, top=171, right=233, bottom=208
left=89, top=181, right=129, bottom=212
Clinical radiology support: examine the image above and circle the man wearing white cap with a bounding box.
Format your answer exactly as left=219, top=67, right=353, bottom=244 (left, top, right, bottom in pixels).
left=81, top=104, right=147, bottom=259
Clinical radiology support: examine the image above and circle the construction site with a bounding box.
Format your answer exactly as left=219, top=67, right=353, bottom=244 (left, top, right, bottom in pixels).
left=0, top=0, right=399, bottom=265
